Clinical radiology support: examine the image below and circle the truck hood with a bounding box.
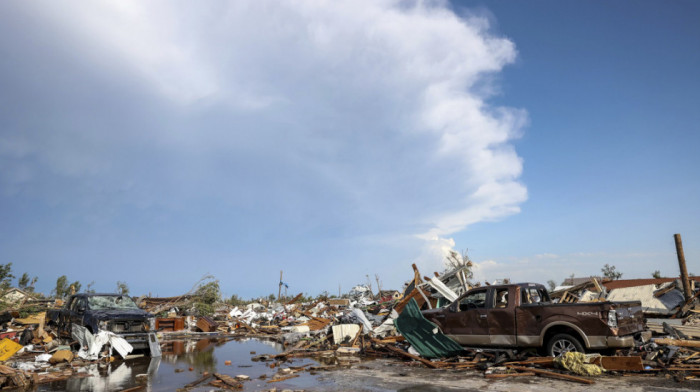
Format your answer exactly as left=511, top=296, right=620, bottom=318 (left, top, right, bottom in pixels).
left=90, top=309, right=152, bottom=321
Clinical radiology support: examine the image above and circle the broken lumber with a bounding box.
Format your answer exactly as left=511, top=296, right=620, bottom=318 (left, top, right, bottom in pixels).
left=213, top=373, right=242, bottom=389
left=285, top=293, right=304, bottom=305
left=284, top=350, right=336, bottom=358
left=119, top=387, right=145, bottom=392
left=184, top=372, right=212, bottom=388
left=371, top=338, right=438, bottom=368
left=653, top=338, right=700, bottom=348
left=591, top=356, right=644, bottom=371
left=393, top=287, right=433, bottom=313
left=485, top=372, right=536, bottom=379
left=506, top=365, right=595, bottom=385
left=505, top=357, right=555, bottom=367
left=267, top=374, right=300, bottom=383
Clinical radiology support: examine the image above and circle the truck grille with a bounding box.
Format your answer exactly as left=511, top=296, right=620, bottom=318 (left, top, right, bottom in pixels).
left=111, top=321, right=146, bottom=333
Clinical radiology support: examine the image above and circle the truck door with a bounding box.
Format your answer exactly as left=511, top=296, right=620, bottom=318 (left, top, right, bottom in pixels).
left=443, top=288, right=489, bottom=345
left=58, top=297, right=74, bottom=337
left=69, top=296, right=87, bottom=332
left=487, top=287, right=517, bottom=346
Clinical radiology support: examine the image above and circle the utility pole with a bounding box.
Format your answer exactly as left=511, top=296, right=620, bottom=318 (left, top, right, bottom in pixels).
left=674, top=234, right=693, bottom=300
left=278, top=271, right=283, bottom=300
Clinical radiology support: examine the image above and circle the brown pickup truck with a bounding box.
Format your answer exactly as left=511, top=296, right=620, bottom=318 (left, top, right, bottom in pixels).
left=422, top=283, right=650, bottom=356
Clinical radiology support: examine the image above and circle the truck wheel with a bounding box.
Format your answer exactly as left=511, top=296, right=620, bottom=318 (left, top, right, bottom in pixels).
left=546, top=333, right=584, bottom=357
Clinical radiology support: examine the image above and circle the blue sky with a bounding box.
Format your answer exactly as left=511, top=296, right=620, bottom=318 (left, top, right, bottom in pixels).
left=1, top=0, right=698, bottom=298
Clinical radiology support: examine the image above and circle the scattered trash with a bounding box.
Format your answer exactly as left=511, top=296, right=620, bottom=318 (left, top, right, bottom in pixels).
left=2, top=248, right=700, bottom=390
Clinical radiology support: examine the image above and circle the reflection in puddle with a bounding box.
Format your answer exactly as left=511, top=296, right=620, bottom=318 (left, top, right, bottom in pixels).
left=62, top=358, right=161, bottom=392
left=39, top=337, right=331, bottom=391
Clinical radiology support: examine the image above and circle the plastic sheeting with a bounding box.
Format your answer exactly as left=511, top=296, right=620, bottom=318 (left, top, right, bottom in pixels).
left=393, top=298, right=463, bottom=359
left=373, top=310, right=399, bottom=338
left=351, top=308, right=373, bottom=331
left=71, top=324, right=133, bottom=359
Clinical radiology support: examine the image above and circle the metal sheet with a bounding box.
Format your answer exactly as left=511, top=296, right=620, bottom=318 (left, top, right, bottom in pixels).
left=394, top=298, right=463, bottom=358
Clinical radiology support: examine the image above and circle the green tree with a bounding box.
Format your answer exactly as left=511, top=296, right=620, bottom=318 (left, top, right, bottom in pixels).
left=652, top=270, right=662, bottom=279
left=227, top=294, right=248, bottom=306
left=193, top=280, right=221, bottom=316
left=18, top=273, right=30, bottom=289
left=0, top=263, right=14, bottom=291
left=601, top=264, right=623, bottom=280
left=116, top=281, right=129, bottom=295
left=54, top=275, right=69, bottom=298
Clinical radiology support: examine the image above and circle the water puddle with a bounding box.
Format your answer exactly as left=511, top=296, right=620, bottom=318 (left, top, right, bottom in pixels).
left=37, top=337, right=335, bottom=391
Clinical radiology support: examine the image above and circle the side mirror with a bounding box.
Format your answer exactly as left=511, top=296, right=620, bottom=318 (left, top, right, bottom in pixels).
left=448, top=304, right=458, bottom=312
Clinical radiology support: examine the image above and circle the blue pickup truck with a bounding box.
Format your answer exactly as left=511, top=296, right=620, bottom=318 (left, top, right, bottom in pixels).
left=47, top=293, right=157, bottom=353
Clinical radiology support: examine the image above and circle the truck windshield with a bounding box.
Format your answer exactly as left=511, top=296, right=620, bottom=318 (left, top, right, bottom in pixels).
left=88, top=295, right=139, bottom=310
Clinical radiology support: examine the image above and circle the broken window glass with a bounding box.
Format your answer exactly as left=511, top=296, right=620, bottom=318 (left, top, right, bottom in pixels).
left=88, top=295, right=139, bottom=310
left=458, top=290, right=486, bottom=311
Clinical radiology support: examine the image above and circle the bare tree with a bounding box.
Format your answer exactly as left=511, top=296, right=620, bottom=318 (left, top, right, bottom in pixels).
left=445, top=249, right=474, bottom=280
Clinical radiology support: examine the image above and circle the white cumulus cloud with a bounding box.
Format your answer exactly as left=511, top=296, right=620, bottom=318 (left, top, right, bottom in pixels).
left=0, top=0, right=527, bottom=291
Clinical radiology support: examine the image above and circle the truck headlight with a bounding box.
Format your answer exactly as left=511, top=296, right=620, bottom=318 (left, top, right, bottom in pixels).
left=607, top=309, right=618, bottom=328
left=99, top=320, right=109, bottom=331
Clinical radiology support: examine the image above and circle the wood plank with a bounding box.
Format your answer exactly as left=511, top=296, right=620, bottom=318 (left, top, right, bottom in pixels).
left=485, top=372, right=536, bottom=379
left=505, top=357, right=555, bottom=366
left=285, top=293, right=304, bottom=305
left=118, top=387, right=145, bottom=392
left=267, top=374, right=300, bottom=383
left=506, top=365, right=594, bottom=385
left=654, top=338, right=700, bottom=347
left=646, top=324, right=700, bottom=339
left=213, top=373, right=243, bottom=389
left=591, top=356, right=644, bottom=371
left=371, top=338, right=439, bottom=369
left=184, top=372, right=211, bottom=388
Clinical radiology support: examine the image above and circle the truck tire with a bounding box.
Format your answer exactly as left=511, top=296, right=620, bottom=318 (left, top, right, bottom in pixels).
left=546, top=333, right=584, bottom=357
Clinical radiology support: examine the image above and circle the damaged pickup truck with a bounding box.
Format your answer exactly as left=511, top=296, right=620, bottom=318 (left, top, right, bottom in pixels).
left=422, top=283, right=650, bottom=356
left=47, top=293, right=158, bottom=355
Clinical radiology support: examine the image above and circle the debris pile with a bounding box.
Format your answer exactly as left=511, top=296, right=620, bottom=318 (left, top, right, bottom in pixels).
left=2, top=263, right=700, bottom=389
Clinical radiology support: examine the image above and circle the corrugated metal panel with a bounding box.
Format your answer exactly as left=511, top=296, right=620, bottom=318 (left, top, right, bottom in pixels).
left=394, top=298, right=462, bottom=359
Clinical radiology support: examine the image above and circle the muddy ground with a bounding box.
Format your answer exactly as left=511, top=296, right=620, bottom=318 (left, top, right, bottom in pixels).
left=32, top=337, right=700, bottom=391
left=318, top=358, right=700, bottom=392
